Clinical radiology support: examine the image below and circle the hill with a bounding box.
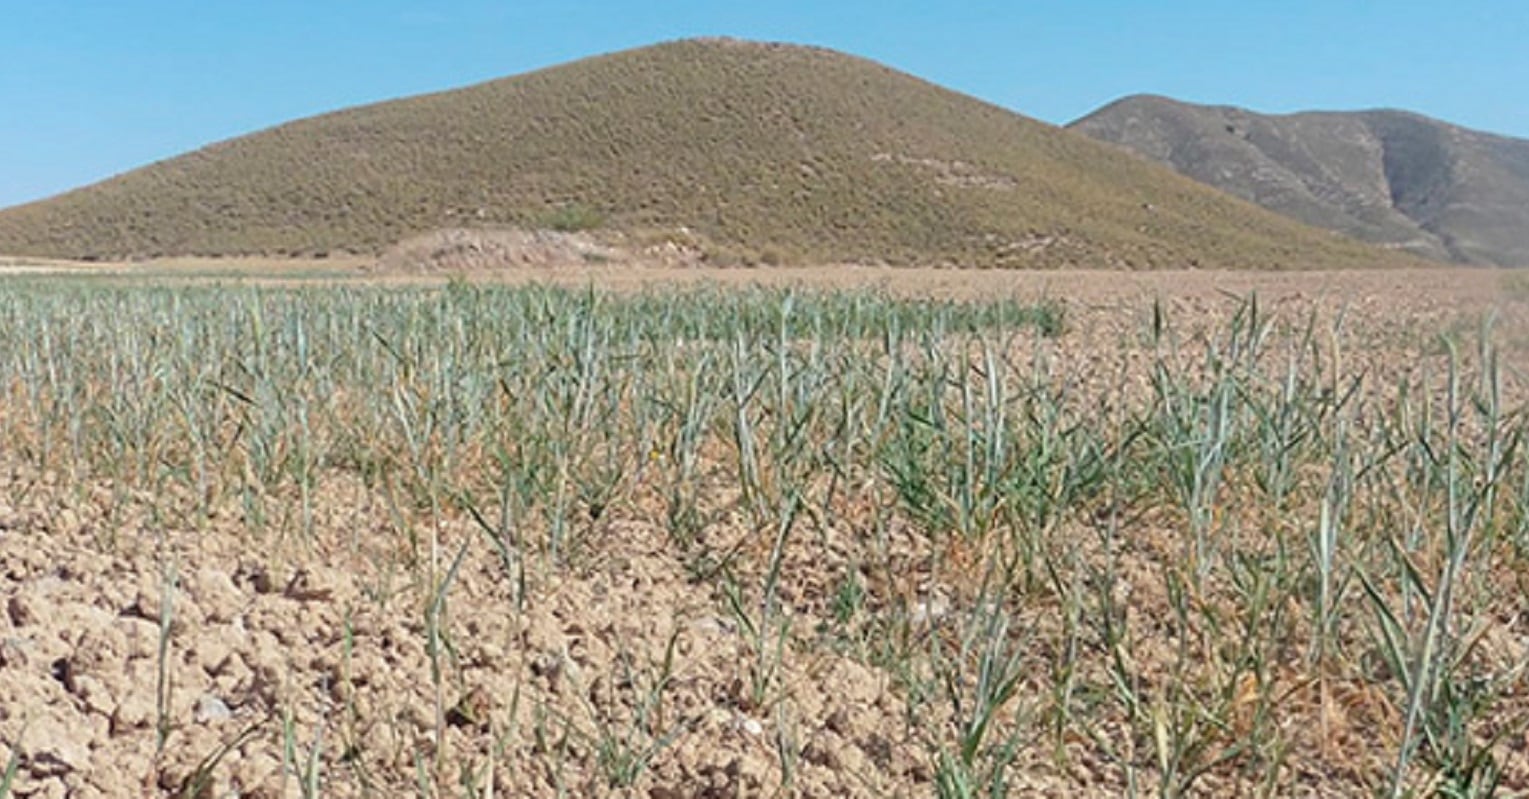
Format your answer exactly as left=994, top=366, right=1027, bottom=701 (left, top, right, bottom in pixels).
left=1070, top=95, right=1529, bottom=266
left=0, top=39, right=1415, bottom=269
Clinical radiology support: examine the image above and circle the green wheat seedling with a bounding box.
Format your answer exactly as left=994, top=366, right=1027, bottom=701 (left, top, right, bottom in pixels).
left=774, top=699, right=803, bottom=792
left=721, top=491, right=802, bottom=711
left=281, top=708, right=326, bottom=799
left=1148, top=299, right=1235, bottom=586
left=155, top=560, right=179, bottom=758
left=1003, top=340, right=1112, bottom=592
left=462, top=483, right=528, bottom=615
left=1247, top=309, right=1325, bottom=508
left=525, top=697, right=575, bottom=796
left=426, top=535, right=473, bottom=776
left=577, top=629, right=683, bottom=788
left=929, top=581, right=1031, bottom=799
left=176, top=717, right=268, bottom=798
left=652, top=349, right=721, bottom=549
left=0, top=726, right=23, bottom=799
left=1307, top=400, right=1358, bottom=669
left=1361, top=333, right=1523, bottom=798
left=335, top=613, right=380, bottom=793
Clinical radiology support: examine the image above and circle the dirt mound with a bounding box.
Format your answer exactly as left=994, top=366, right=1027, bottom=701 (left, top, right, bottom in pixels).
left=377, top=228, right=628, bottom=273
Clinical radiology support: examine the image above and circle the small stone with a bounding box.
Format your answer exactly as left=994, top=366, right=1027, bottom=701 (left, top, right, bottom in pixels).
left=529, top=652, right=562, bottom=680
left=911, top=595, right=950, bottom=627
left=732, top=713, right=763, bottom=736
left=194, top=693, right=233, bottom=724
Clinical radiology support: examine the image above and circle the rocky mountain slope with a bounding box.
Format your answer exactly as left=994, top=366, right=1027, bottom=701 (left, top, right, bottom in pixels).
left=1072, top=95, right=1529, bottom=265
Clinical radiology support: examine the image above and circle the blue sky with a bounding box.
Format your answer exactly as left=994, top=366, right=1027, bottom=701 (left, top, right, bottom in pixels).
left=2, top=1, right=1525, bottom=208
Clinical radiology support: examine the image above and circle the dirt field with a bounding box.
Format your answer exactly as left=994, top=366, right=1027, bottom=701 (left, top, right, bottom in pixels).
left=2, top=264, right=1527, bottom=797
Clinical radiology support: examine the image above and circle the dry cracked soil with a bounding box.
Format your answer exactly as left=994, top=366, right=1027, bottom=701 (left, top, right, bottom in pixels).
left=3, top=266, right=1529, bottom=797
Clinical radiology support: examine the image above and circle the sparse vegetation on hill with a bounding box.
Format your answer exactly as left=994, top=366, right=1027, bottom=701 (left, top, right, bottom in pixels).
left=0, top=39, right=1415, bottom=269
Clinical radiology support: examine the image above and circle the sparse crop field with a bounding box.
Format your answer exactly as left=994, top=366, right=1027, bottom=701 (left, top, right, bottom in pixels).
left=2, top=267, right=1528, bottom=797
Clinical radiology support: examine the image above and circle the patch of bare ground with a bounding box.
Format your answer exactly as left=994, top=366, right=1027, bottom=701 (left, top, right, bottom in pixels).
left=1, top=267, right=1528, bottom=796
left=375, top=229, right=634, bottom=274
left=0, top=256, right=124, bottom=277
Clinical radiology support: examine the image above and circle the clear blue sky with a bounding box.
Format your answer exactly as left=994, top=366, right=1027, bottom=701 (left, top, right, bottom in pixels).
left=3, top=1, right=1525, bottom=209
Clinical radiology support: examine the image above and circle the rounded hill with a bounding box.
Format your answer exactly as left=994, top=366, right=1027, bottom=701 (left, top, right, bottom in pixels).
left=0, top=39, right=1414, bottom=269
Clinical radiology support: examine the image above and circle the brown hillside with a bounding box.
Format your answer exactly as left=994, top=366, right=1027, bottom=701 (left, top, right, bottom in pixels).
left=0, top=39, right=1420, bottom=269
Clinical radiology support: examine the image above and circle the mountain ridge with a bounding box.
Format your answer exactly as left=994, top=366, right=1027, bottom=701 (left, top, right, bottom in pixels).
left=1070, top=94, right=1529, bottom=265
